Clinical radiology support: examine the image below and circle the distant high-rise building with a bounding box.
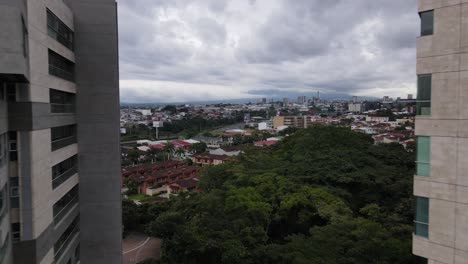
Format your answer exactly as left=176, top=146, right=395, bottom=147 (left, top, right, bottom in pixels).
left=283, top=97, right=289, bottom=105
left=262, top=98, right=267, bottom=104
left=413, top=1, right=468, bottom=263
left=297, top=96, right=307, bottom=104
left=352, top=96, right=358, bottom=103
left=348, top=103, right=363, bottom=113
left=408, top=94, right=414, bottom=100
left=0, top=1, right=121, bottom=263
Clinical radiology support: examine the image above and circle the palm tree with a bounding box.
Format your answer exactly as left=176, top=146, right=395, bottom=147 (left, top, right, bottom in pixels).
left=145, top=148, right=160, bottom=163
left=175, top=147, right=185, bottom=160
left=127, top=149, right=140, bottom=166
left=163, top=142, right=175, bottom=161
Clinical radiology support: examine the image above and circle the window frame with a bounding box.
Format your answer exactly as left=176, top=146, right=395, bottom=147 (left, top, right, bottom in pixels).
left=420, top=10, right=434, bottom=36
left=50, top=89, right=76, bottom=114
left=414, top=196, right=429, bottom=238
left=416, top=136, right=430, bottom=176
left=52, top=155, right=78, bottom=189
left=48, top=49, right=75, bottom=82
left=47, top=9, right=74, bottom=51
left=416, top=74, right=432, bottom=116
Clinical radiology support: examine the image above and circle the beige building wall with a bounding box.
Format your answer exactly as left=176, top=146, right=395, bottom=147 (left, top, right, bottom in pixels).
left=273, top=116, right=285, bottom=128
left=414, top=1, right=468, bottom=263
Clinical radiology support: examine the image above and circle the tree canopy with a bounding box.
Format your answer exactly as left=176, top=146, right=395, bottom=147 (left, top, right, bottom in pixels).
left=124, top=126, right=415, bottom=264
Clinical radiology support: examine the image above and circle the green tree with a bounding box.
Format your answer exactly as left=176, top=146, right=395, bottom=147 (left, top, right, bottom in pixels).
left=163, top=142, right=175, bottom=161
left=175, top=147, right=186, bottom=159
left=136, top=126, right=414, bottom=264
left=189, top=142, right=207, bottom=154
left=127, top=149, right=141, bottom=166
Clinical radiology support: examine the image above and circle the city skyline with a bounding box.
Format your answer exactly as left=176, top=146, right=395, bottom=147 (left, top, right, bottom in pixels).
left=118, top=0, right=418, bottom=103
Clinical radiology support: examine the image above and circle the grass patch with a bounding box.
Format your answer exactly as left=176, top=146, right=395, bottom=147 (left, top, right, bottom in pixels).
left=128, top=194, right=148, bottom=201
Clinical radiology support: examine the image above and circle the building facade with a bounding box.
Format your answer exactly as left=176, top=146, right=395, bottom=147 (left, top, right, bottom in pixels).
left=414, top=1, right=468, bottom=263
left=0, top=0, right=121, bottom=263
left=273, top=116, right=312, bottom=129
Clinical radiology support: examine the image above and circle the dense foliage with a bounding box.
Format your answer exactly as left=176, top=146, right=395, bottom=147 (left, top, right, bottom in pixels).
left=125, top=126, right=415, bottom=264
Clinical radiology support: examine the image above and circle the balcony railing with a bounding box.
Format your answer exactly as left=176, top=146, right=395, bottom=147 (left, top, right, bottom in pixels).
left=49, top=65, right=75, bottom=82
left=51, top=103, right=75, bottom=114
left=53, top=195, right=78, bottom=226
left=51, top=136, right=77, bottom=151
left=52, top=166, right=78, bottom=189
left=54, top=225, right=79, bottom=261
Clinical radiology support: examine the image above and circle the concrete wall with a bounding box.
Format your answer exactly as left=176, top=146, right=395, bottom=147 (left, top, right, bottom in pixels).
left=62, top=1, right=122, bottom=263
left=0, top=0, right=29, bottom=83
left=414, top=1, right=468, bottom=263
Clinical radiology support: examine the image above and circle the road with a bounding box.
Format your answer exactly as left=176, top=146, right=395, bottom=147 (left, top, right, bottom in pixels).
left=123, top=232, right=161, bottom=264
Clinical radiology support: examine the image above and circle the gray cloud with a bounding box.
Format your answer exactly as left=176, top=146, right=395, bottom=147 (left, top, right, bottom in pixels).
left=118, top=0, right=419, bottom=103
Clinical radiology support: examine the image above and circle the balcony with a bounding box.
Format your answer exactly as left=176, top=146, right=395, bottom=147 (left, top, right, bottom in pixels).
left=52, top=166, right=77, bottom=189
left=54, top=218, right=79, bottom=261
left=51, top=136, right=76, bottom=151
left=53, top=195, right=78, bottom=226
left=49, top=65, right=74, bottom=82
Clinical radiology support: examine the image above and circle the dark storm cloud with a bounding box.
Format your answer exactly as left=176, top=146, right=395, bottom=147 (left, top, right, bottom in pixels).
left=118, top=0, right=419, bottom=103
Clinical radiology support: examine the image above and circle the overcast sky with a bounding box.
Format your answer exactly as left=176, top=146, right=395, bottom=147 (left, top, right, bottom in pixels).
left=118, top=0, right=418, bottom=103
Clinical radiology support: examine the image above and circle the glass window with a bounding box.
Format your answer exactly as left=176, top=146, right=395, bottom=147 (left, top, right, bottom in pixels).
left=11, top=223, right=20, bottom=242
left=48, top=50, right=75, bottom=82
left=414, top=196, right=429, bottom=238
left=52, top=155, right=78, bottom=189
left=51, top=125, right=77, bottom=151
left=47, top=9, right=74, bottom=50
left=420, top=10, right=434, bottom=36
left=53, top=185, right=79, bottom=225
left=50, top=89, right=75, bottom=113
left=8, top=131, right=17, bottom=162
left=54, top=216, right=79, bottom=260
left=417, top=74, right=431, bottom=115
left=416, top=137, right=430, bottom=176
left=9, top=177, right=19, bottom=209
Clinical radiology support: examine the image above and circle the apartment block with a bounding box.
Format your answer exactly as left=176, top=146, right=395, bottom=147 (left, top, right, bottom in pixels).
left=273, top=116, right=312, bottom=129
left=414, top=1, right=468, bottom=263
left=0, top=0, right=121, bottom=263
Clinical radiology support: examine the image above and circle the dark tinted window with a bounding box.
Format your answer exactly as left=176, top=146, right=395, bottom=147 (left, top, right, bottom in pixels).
left=414, top=196, right=429, bottom=238
left=52, top=155, right=78, bottom=189
left=47, top=9, right=74, bottom=50
left=54, top=216, right=79, bottom=260
left=420, top=10, right=434, bottom=36
left=51, top=125, right=77, bottom=151
left=53, top=185, right=79, bottom=224
left=48, top=50, right=75, bottom=82
left=417, top=74, right=431, bottom=115
left=50, top=89, right=75, bottom=113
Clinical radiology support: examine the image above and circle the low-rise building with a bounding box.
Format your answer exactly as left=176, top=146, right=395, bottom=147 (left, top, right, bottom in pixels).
left=273, top=116, right=312, bottom=129
left=190, top=154, right=230, bottom=166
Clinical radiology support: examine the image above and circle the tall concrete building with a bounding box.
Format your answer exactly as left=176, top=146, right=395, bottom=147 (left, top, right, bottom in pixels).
left=0, top=0, right=121, bottom=263
left=413, top=1, right=468, bottom=263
